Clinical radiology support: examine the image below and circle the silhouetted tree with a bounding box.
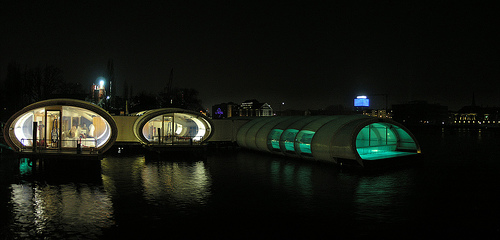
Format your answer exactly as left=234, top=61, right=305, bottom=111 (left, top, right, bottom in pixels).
left=1, top=62, right=79, bottom=121
left=23, top=65, right=64, bottom=102
left=123, top=80, right=129, bottom=101
left=2, top=61, right=24, bottom=120
left=57, top=81, right=86, bottom=97
left=176, top=88, right=203, bottom=111
left=158, top=87, right=203, bottom=111
left=106, top=59, right=116, bottom=108
left=42, top=65, right=64, bottom=99
left=324, top=104, right=349, bottom=115
left=129, top=92, right=160, bottom=113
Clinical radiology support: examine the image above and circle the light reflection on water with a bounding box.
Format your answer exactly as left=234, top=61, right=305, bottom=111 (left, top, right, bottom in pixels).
left=101, top=155, right=211, bottom=207
left=9, top=182, right=114, bottom=239
left=2, top=128, right=500, bottom=238
left=3, top=153, right=418, bottom=238
left=353, top=170, right=415, bottom=223
left=141, top=159, right=211, bottom=206
left=270, top=160, right=313, bottom=199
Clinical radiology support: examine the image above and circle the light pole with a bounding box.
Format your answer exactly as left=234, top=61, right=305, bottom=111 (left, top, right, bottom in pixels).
left=97, top=77, right=106, bottom=99
left=97, top=77, right=108, bottom=110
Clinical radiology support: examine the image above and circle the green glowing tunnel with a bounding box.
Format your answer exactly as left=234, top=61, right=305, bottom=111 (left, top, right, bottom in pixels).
left=236, top=115, right=421, bottom=166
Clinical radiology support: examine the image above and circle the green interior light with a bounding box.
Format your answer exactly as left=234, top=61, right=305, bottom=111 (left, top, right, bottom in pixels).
left=268, top=129, right=283, bottom=149
left=356, top=123, right=417, bottom=160
left=281, top=129, right=299, bottom=151
left=296, top=130, right=315, bottom=154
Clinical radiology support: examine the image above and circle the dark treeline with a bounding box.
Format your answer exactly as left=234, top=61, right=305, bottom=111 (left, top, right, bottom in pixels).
left=1, top=61, right=204, bottom=122
left=127, top=87, right=204, bottom=114
left=0, top=61, right=86, bottom=122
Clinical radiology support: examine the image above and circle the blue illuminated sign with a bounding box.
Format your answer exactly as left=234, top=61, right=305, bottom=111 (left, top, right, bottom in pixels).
left=354, top=97, right=370, bottom=107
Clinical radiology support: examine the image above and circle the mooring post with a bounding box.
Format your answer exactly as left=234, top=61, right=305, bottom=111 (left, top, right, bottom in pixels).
left=33, top=122, right=38, bottom=152
left=158, top=127, right=161, bottom=144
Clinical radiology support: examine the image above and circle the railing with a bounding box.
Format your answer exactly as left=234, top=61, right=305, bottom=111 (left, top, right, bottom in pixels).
left=20, top=138, right=98, bottom=152
left=149, top=135, right=206, bottom=145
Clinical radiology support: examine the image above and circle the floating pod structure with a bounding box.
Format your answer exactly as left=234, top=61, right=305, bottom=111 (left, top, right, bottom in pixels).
left=236, top=115, right=421, bottom=166
left=133, top=108, right=213, bottom=145
left=3, top=99, right=118, bottom=154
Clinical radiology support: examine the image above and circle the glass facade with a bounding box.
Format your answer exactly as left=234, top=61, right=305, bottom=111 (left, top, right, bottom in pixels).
left=140, top=112, right=210, bottom=144
left=295, top=130, right=315, bottom=154
left=355, top=123, right=402, bottom=160
left=268, top=129, right=283, bottom=150
left=280, top=129, right=299, bottom=152
left=10, top=106, right=112, bottom=149
left=352, top=122, right=419, bottom=160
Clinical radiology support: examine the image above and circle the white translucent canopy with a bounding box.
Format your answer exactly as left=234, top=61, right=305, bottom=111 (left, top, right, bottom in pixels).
left=236, top=115, right=421, bottom=166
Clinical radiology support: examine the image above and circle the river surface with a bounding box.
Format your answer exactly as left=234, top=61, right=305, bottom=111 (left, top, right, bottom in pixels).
left=1, top=127, right=500, bottom=239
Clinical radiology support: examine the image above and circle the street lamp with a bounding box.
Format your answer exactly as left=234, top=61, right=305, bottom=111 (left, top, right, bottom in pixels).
left=97, top=77, right=105, bottom=89
left=95, top=77, right=108, bottom=110
left=97, top=77, right=106, bottom=97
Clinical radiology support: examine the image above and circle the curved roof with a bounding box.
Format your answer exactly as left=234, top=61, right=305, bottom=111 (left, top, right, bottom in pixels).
left=133, top=108, right=214, bottom=145
left=236, top=115, right=421, bottom=166
left=3, top=98, right=118, bottom=153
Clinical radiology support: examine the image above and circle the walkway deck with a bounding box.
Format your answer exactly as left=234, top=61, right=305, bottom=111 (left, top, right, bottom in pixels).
left=144, top=144, right=208, bottom=160
left=17, top=149, right=102, bottom=160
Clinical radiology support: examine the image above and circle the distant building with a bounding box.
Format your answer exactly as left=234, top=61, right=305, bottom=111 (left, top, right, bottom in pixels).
left=392, top=101, right=448, bottom=125
left=307, top=105, right=353, bottom=116
left=449, top=94, right=500, bottom=127
left=362, top=109, right=392, bottom=118
left=212, top=100, right=273, bottom=119
left=451, top=106, right=500, bottom=127
left=239, top=99, right=273, bottom=117
left=212, top=102, right=238, bottom=119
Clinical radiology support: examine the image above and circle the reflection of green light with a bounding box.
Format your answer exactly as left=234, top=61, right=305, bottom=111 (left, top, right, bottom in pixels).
left=19, top=158, right=32, bottom=175
left=354, top=176, right=397, bottom=209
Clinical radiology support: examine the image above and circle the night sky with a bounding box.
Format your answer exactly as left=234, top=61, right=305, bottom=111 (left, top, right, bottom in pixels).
left=1, top=1, right=499, bottom=111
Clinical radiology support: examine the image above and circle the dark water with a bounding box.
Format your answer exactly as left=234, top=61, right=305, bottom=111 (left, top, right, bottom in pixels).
left=1, top=127, right=500, bottom=239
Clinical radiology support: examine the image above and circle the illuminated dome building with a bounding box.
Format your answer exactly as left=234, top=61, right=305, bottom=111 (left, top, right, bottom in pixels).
left=3, top=99, right=118, bottom=154
left=132, top=108, right=213, bottom=145
left=236, top=115, right=420, bottom=166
